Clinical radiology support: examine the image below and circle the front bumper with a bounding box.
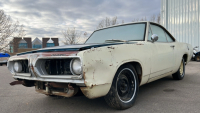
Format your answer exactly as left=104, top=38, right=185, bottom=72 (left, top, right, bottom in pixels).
left=13, top=75, right=85, bottom=86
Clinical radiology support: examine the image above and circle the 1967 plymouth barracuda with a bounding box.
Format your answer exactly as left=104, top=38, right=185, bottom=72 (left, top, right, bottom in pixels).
left=8, top=21, right=193, bottom=109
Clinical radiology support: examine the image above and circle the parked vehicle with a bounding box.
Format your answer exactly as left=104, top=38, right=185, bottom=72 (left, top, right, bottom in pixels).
left=0, top=53, right=10, bottom=66
left=7, top=22, right=193, bottom=109
left=192, top=46, right=200, bottom=62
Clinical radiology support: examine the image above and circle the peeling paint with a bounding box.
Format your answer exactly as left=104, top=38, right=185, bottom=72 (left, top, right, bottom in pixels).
left=80, top=83, right=111, bottom=99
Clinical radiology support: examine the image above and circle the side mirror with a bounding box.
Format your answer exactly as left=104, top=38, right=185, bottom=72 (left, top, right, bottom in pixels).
left=151, top=34, right=158, bottom=43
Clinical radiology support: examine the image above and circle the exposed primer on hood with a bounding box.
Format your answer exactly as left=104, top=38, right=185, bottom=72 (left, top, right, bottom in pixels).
left=17, top=43, right=124, bottom=56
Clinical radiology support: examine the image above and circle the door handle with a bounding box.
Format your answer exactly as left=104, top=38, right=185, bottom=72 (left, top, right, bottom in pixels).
left=170, top=45, right=175, bottom=48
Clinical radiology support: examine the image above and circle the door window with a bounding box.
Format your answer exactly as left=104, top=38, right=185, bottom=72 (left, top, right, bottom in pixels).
left=165, top=32, right=174, bottom=42
left=150, top=24, right=167, bottom=42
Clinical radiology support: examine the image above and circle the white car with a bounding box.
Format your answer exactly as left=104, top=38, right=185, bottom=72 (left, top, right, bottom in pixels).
left=8, top=21, right=193, bottom=109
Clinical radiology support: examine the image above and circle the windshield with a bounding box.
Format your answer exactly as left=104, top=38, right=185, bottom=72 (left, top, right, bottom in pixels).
left=85, top=23, right=146, bottom=44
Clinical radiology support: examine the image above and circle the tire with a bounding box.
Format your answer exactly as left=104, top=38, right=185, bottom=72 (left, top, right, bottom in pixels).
left=104, top=64, right=139, bottom=110
left=195, top=55, right=200, bottom=62
left=172, top=58, right=185, bottom=80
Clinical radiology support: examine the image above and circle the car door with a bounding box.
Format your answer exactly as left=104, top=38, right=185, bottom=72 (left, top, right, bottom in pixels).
left=148, top=24, right=175, bottom=79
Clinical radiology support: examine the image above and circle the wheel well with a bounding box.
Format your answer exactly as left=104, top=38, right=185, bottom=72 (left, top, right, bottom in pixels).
left=183, top=54, right=188, bottom=63
left=121, top=62, right=142, bottom=85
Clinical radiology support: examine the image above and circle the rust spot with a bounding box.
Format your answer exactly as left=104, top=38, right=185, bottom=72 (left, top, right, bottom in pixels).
left=30, top=65, right=38, bottom=77
left=10, top=81, right=23, bottom=86
left=80, top=85, right=106, bottom=99
left=83, top=72, right=87, bottom=85
left=91, top=84, right=97, bottom=88
left=107, top=46, right=115, bottom=49
left=83, top=72, right=86, bottom=80
left=109, top=64, right=113, bottom=66
left=68, top=83, right=74, bottom=90
left=36, top=88, right=78, bottom=97
left=47, top=82, right=68, bottom=88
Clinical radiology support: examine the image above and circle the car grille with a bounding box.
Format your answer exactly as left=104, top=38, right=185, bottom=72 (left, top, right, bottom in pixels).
left=44, top=59, right=72, bottom=75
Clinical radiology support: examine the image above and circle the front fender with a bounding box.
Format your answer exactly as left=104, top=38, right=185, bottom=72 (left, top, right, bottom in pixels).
left=77, top=44, right=151, bottom=98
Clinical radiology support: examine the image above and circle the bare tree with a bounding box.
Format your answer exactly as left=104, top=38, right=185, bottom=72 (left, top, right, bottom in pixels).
left=0, top=9, right=18, bottom=52
left=132, top=14, right=160, bottom=24
left=156, top=13, right=161, bottom=24
left=62, top=27, right=85, bottom=45
left=150, top=14, right=156, bottom=22
left=132, top=18, right=139, bottom=22
left=96, top=16, right=118, bottom=29
left=15, top=25, right=26, bottom=37
left=150, top=13, right=160, bottom=24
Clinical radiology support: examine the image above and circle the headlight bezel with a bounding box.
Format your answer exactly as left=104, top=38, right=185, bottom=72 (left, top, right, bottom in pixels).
left=70, top=58, right=82, bottom=75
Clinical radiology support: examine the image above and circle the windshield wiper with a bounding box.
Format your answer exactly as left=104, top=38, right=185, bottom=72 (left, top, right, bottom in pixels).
left=105, top=39, right=128, bottom=43
left=105, top=39, right=137, bottom=44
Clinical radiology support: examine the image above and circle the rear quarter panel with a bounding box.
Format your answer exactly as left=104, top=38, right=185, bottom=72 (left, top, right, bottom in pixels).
left=173, top=42, right=192, bottom=73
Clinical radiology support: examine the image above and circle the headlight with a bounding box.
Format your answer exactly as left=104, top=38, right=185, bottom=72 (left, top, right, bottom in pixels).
left=14, top=62, right=22, bottom=73
left=70, top=58, right=82, bottom=75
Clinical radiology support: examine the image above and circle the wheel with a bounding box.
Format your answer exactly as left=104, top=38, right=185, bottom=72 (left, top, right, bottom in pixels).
left=195, top=55, right=200, bottom=62
left=104, top=64, right=139, bottom=110
left=172, top=58, right=185, bottom=80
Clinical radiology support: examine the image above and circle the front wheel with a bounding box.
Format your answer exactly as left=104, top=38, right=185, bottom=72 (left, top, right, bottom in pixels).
left=172, top=58, right=185, bottom=80
left=104, top=64, right=139, bottom=110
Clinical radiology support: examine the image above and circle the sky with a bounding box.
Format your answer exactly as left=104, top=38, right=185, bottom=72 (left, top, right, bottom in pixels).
left=0, top=0, right=161, bottom=44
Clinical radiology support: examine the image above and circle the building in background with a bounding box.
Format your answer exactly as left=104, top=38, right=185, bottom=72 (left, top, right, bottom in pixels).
left=46, top=39, right=55, bottom=47
left=32, top=38, right=42, bottom=49
left=161, top=0, right=200, bottom=49
left=10, top=37, right=59, bottom=54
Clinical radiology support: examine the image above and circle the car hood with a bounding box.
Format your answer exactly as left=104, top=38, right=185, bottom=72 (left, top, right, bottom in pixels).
left=17, top=43, right=124, bottom=56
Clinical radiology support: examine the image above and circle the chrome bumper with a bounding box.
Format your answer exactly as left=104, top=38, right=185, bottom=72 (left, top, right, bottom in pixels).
left=13, top=75, right=85, bottom=86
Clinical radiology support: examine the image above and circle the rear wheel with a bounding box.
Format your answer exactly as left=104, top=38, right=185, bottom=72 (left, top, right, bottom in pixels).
left=195, top=55, right=200, bottom=62
left=104, top=64, right=139, bottom=110
left=172, top=58, right=185, bottom=80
